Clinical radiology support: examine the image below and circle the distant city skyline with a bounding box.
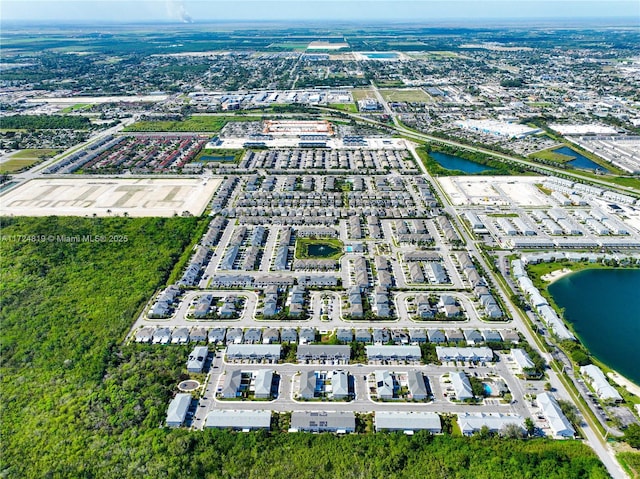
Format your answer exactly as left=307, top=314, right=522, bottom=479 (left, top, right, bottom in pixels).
left=2, top=0, right=639, bottom=24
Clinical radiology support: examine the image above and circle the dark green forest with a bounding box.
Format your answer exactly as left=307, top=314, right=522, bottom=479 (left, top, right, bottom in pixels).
left=0, top=115, right=92, bottom=130
left=0, top=216, right=611, bottom=478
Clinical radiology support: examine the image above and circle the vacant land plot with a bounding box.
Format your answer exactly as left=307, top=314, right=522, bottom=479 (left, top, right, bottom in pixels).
left=380, top=88, right=432, bottom=103
left=438, top=176, right=549, bottom=207
left=125, top=115, right=261, bottom=132
left=0, top=177, right=221, bottom=217
left=0, top=149, right=58, bottom=173
left=351, top=88, right=375, bottom=102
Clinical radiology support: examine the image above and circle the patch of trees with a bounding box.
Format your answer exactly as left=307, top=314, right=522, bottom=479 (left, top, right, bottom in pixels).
left=561, top=340, right=592, bottom=367
left=500, top=78, right=525, bottom=88
left=1, top=114, right=92, bottom=130
left=623, top=424, right=640, bottom=449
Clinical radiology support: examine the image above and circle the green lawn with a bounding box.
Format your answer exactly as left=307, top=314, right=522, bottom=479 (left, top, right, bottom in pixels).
left=10, top=148, right=59, bottom=159
left=0, top=158, right=41, bottom=173
left=195, top=148, right=244, bottom=163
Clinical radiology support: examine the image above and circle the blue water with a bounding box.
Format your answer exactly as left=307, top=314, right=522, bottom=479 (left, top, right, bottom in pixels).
left=364, top=52, right=398, bottom=59
left=553, top=146, right=610, bottom=173
left=429, top=151, right=496, bottom=174
left=548, top=268, right=640, bottom=386
left=483, top=384, right=493, bottom=395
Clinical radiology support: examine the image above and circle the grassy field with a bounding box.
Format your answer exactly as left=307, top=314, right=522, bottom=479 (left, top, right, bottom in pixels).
left=530, top=147, right=576, bottom=163
left=0, top=149, right=58, bottom=173
left=351, top=88, right=375, bottom=102
left=125, top=115, right=261, bottom=132
left=61, top=103, right=93, bottom=113
left=328, top=103, right=358, bottom=112
left=618, top=451, right=640, bottom=478
left=380, top=88, right=431, bottom=103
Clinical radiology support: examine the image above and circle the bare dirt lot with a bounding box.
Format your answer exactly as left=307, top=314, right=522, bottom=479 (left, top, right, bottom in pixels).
left=0, top=177, right=221, bottom=217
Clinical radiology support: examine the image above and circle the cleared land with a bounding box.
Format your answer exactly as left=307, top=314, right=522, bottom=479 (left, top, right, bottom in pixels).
left=0, top=178, right=221, bottom=217
left=351, top=88, right=375, bottom=102
left=0, top=149, right=59, bottom=173
left=438, top=176, right=550, bottom=207
left=380, top=88, right=432, bottom=103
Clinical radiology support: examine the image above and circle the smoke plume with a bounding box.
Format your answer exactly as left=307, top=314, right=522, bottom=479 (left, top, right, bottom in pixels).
left=166, top=0, right=193, bottom=23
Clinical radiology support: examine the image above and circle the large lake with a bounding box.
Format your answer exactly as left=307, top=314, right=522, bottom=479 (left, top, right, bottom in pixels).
left=548, top=268, right=640, bottom=385
left=429, top=151, right=496, bottom=174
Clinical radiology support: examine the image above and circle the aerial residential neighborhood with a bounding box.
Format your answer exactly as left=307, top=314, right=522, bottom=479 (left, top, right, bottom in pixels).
left=2, top=4, right=640, bottom=478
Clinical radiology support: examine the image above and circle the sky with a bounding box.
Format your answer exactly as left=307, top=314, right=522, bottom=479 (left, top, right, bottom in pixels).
left=1, top=0, right=639, bottom=24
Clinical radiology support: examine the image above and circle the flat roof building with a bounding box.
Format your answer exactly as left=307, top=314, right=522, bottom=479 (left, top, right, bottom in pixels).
left=205, top=410, right=271, bottom=431
left=290, top=411, right=355, bottom=433
left=375, top=411, right=441, bottom=434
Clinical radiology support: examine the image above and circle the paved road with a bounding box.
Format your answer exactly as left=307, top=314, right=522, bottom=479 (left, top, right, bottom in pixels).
left=193, top=358, right=531, bottom=426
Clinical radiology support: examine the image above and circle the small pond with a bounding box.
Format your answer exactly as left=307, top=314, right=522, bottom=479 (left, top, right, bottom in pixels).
left=430, top=151, right=496, bottom=174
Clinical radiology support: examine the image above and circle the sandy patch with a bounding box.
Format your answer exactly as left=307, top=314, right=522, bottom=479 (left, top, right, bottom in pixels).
left=608, top=371, right=640, bottom=398
left=0, top=177, right=221, bottom=217
left=541, top=268, right=573, bottom=283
